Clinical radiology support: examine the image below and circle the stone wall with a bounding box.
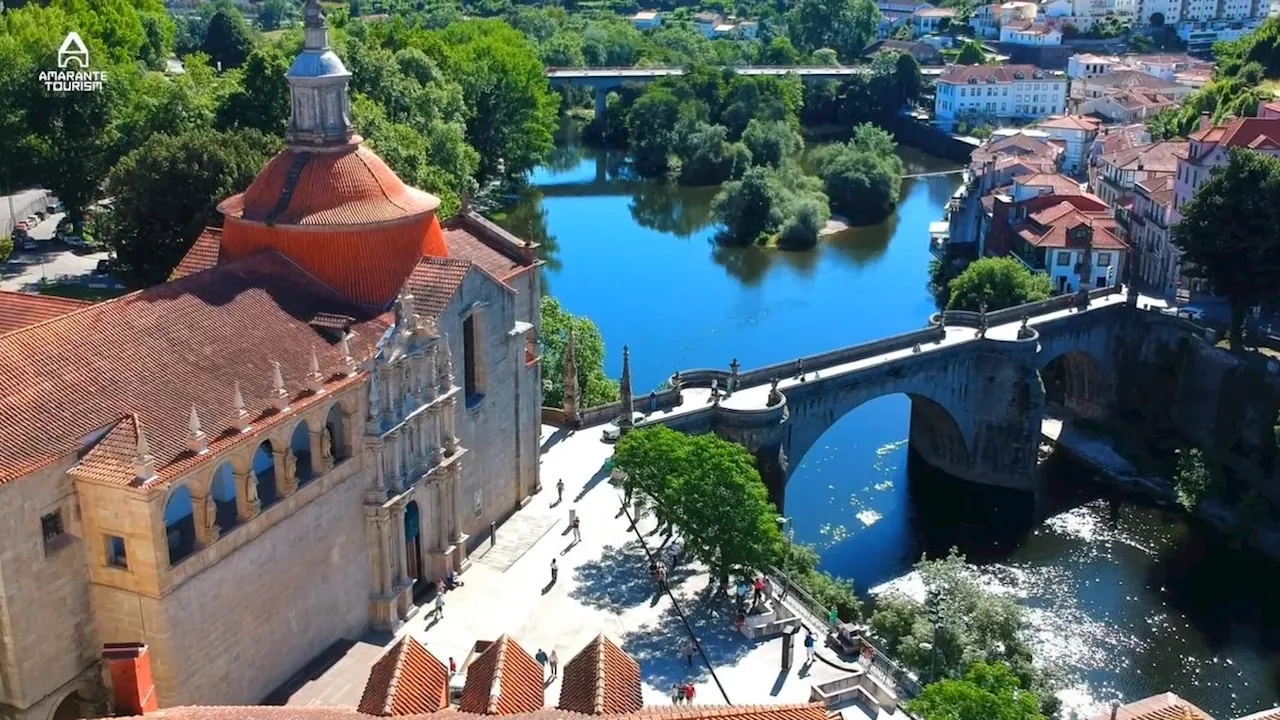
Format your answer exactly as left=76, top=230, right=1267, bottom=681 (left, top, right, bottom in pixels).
left=0, top=459, right=100, bottom=717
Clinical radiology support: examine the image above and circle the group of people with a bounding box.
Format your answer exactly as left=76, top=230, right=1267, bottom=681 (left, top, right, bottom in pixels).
left=734, top=575, right=774, bottom=613
left=534, top=648, right=560, bottom=679
left=649, top=558, right=669, bottom=590
left=669, top=681, right=697, bottom=704
left=430, top=570, right=464, bottom=619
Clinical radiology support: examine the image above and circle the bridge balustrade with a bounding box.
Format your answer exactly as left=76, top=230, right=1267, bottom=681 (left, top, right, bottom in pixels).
left=736, top=326, right=945, bottom=388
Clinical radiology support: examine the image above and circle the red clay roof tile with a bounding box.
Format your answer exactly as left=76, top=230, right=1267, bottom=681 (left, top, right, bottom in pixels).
left=558, top=635, right=642, bottom=715
left=0, top=290, right=90, bottom=336
left=171, top=228, right=224, bottom=281
left=460, top=636, right=545, bottom=715
left=359, top=638, right=450, bottom=717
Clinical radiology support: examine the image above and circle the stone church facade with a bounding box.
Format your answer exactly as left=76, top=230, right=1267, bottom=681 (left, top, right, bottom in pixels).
left=0, top=4, right=541, bottom=720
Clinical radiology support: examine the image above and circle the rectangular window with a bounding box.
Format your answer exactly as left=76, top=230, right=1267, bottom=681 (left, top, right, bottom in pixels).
left=462, top=313, right=483, bottom=403
left=1056, top=252, right=1072, bottom=266
left=41, top=510, right=68, bottom=554
left=106, top=535, right=128, bottom=569
left=1097, top=253, right=1111, bottom=267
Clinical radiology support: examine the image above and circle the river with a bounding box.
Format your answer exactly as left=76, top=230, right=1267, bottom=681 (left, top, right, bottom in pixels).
left=497, top=142, right=1280, bottom=720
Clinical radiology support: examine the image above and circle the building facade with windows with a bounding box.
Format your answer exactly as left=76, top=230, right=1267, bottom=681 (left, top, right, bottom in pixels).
left=0, top=4, right=542, bottom=720
left=934, top=65, right=1068, bottom=128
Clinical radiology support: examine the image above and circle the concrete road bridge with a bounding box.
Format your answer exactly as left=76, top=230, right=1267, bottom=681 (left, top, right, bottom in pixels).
left=545, top=65, right=948, bottom=114
left=567, top=286, right=1197, bottom=508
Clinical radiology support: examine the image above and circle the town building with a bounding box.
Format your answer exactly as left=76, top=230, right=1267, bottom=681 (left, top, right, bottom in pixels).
left=0, top=3, right=543, bottom=720
left=1089, top=139, right=1186, bottom=243
left=1130, top=174, right=1181, bottom=293
left=692, top=12, right=757, bottom=38
left=1041, top=0, right=1139, bottom=30
left=970, top=3, right=1003, bottom=36
left=1070, top=69, right=1197, bottom=104
left=1067, top=52, right=1213, bottom=82
left=1034, top=115, right=1102, bottom=173
left=1000, top=19, right=1064, bottom=44
left=913, top=6, right=959, bottom=33
left=629, top=9, right=661, bottom=29
left=1178, top=17, right=1267, bottom=51
left=862, top=39, right=945, bottom=63
left=988, top=190, right=1128, bottom=291
left=1079, top=87, right=1177, bottom=122
left=933, top=65, right=1068, bottom=128
left=1068, top=53, right=1124, bottom=78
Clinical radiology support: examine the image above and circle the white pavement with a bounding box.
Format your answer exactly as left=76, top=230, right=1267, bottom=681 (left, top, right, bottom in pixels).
left=0, top=212, right=112, bottom=292
left=285, top=426, right=876, bottom=720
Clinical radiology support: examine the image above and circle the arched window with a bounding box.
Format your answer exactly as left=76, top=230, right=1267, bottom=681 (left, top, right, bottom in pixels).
left=211, top=462, right=239, bottom=533
left=253, top=441, right=280, bottom=509
left=325, top=404, right=348, bottom=463
left=164, top=485, right=196, bottom=566
left=291, top=420, right=315, bottom=485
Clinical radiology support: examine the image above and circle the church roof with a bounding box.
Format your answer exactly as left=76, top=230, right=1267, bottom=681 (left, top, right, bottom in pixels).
left=558, top=635, right=642, bottom=716
left=459, top=635, right=545, bottom=715
left=218, top=145, right=440, bottom=228
left=0, top=290, right=90, bottom=336
left=0, top=250, right=387, bottom=486
left=359, top=638, right=450, bottom=717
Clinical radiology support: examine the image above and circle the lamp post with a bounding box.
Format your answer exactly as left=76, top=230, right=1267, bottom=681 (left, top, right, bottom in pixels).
left=775, top=516, right=793, bottom=600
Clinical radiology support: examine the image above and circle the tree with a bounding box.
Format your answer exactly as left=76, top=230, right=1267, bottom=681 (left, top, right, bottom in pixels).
left=0, top=235, right=12, bottom=264
left=258, top=0, right=292, bottom=31
left=712, top=166, right=782, bottom=244
left=201, top=8, right=254, bottom=70
left=946, top=257, right=1053, bottom=311
left=812, top=124, right=904, bottom=226
left=741, top=119, right=803, bottom=168
left=218, top=47, right=291, bottom=136
left=1171, top=148, right=1280, bottom=349
left=787, top=0, right=881, bottom=61
left=761, top=36, right=799, bottom=65
left=1173, top=447, right=1213, bottom=510
left=613, top=427, right=784, bottom=585
left=539, top=295, right=620, bottom=408
left=712, top=164, right=829, bottom=248
left=907, top=662, right=1045, bottom=720
left=957, top=40, right=986, bottom=65
left=101, top=128, right=278, bottom=288
left=422, top=19, right=558, bottom=181
left=1129, top=34, right=1155, bottom=52
left=1150, top=11, right=1165, bottom=25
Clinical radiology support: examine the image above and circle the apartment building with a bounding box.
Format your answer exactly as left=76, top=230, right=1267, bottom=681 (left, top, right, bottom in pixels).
left=987, top=190, right=1128, bottom=291
left=1035, top=115, right=1102, bottom=173
left=934, top=65, right=1068, bottom=128
left=1080, top=88, right=1177, bottom=122
left=1090, top=139, right=1187, bottom=242
left=1071, top=69, right=1197, bottom=103
left=1130, top=175, right=1181, bottom=293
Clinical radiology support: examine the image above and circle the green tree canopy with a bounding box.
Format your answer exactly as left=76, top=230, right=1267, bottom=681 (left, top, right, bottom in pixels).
left=957, top=40, right=986, bottom=65
left=101, top=128, right=279, bottom=287
left=539, top=295, right=620, bottom=409
left=217, top=47, right=291, bottom=136
left=906, top=662, right=1045, bottom=720
left=741, top=119, right=803, bottom=168
left=787, top=0, right=881, bottom=61
left=1171, top=148, right=1280, bottom=348
left=813, top=124, right=904, bottom=226
left=613, top=426, right=784, bottom=584
left=712, top=164, right=830, bottom=248
left=202, top=7, right=254, bottom=70
left=945, top=257, right=1053, bottom=311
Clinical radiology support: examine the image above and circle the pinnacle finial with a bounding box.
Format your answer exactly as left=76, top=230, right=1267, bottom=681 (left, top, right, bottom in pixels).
left=231, top=381, right=250, bottom=432
left=307, top=345, right=325, bottom=394
left=270, top=361, right=290, bottom=411
left=619, top=345, right=635, bottom=432
left=188, top=404, right=208, bottom=454
left=340, top=332, right=358, bottom=375
left=134, top=418, right=156, bottom=481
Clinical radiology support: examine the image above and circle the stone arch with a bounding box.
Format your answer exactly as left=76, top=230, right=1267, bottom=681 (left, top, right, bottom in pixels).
left=1041, top=349, right=1106, bottom=420
left=164, top=483, right=197, bottom=566
left=210, top=460, right=240, bottom=533
left=325, top=402, right=349, bottom=463
left=290, top=419, right=315, bottom=485
left=252, top=440, right=280, bottom=509
left=47, top=680, right=100, bottom=720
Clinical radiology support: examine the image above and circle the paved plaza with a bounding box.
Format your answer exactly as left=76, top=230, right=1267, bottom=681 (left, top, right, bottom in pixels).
left=281, top=425, right=880, bottom=718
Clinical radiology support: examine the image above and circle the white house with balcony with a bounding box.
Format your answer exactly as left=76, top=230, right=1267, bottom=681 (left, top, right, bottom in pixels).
left=934, top=65, right=1068, bottom=128
left=629, top=10, right=662, bottom=29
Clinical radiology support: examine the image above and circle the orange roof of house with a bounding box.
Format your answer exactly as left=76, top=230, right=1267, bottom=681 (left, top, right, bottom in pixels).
left=219, top=145, right=439, bottom=227
left=359, top=638, right=450, bottom=717
left=118, top=704, right=831, bottom=720
left=0, top=250, right=387, bottom=487
left=1189, top=117, right=1280, bottom=151
left=1099, top=140, right=1188, bottom=173
left=171, top=228, right=224, bottom=281
left=558, top=635, right=642, bottom=715
left=1013, top=173, right=1085, bottom=194
left=459, top=636, right=545, bottom=715
left=0, top=290, right=90, bottom=336
left=1087, top=693, right=1214, bottom=720
left=1016, top=202, right=1127, bottom=250
left=1038, top=115, right=1101, bottom=132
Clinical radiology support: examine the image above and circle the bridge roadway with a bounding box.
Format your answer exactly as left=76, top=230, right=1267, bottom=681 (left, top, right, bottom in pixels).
left=545, top=65, right=948, bottom=114
left=597, top=286, right=1178, bottom=503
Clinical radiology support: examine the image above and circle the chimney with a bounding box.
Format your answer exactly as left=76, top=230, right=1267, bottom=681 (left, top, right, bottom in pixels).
left=104, top=643, right=158, bottom=716
left=1198, top=111, right=1211, bottom=131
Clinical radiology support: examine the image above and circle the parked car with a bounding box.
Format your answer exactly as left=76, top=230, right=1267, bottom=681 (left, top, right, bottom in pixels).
left=601, top=412, right=647, bottom=443
left=94, top=258, right=114, bottom=275
left=64, top=235, right=90, bottom=251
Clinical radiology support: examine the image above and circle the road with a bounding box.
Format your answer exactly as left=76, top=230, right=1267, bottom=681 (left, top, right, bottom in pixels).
left=1, top=212, right=114, bottom=292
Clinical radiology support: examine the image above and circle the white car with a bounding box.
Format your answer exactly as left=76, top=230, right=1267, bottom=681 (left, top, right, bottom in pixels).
left=601, top=412, right=646, bottom=443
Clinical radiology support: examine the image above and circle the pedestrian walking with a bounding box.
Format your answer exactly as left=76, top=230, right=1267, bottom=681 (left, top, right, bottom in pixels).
left=683, top=683, right=695, bottom=704
left=803, top=631, right=816, bottom=664
left=683, top=638, right=696, bottom=667
left=671, top=684, right=682, bottom=705
left=762, top=576, right=773, bottom=600
left=656, top=563, right=668, bottom=590
left=535, top=649, right=548, bottom=676
left=572, top=515, right=581, bottom=542
left=556, top=478, right=565, bottom=503
left=827, top=606, right=839, bottom=632
left=449, top=657, right=457, bottom=677
left=551, top=558, right=558, bottom=584
left=549, top=649, right=559, bottom=677
left=752, top=576, right=764, bottom=607
left=434, top=592, right=445, bottom=618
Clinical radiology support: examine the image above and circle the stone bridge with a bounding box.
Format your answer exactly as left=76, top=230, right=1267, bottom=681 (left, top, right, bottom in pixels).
left=577, top=286, right=1189, bottom=508
left=545, top=65, right=948, bottom=114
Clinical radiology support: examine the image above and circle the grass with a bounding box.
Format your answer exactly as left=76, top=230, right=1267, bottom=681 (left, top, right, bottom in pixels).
left=37, top=282, right=127, bottom=302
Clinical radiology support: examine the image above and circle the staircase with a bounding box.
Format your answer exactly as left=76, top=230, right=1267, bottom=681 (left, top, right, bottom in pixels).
left=265, top=153, right=312, bottom=225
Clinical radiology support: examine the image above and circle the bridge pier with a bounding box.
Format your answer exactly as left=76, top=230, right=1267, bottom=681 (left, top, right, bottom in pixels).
left=594, top=86, right=608, bottom=118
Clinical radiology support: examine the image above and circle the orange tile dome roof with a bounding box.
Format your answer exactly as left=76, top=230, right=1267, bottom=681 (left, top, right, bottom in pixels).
left=217, top=143, right=449, bottom=306
left=219, top=144, right=441, bottom=226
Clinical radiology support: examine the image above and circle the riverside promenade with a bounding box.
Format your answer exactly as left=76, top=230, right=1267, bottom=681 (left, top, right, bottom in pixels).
left=280, top=424, right=883, bottom=718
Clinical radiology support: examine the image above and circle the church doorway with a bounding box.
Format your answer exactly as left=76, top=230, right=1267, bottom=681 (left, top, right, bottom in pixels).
left=405, top=501, right=423, bottom=595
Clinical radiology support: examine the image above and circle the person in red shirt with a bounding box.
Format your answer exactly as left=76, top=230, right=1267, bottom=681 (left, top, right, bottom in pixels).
left=683, top=683, right=695, bottom=703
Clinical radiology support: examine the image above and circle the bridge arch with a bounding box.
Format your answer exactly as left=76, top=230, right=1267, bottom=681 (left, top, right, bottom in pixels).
left=1041, top=349, right=1107, bottom=420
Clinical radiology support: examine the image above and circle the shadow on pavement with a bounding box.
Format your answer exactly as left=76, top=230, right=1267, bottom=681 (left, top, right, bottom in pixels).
left=570, top=541, right=655, bottom=610
left=620, top=590, right=755, bottom=693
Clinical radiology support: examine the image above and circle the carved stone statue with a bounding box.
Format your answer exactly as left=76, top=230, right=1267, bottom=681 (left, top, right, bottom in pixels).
left=321, top=427, right=334, bottom=463
left=367, top=374, right=382, bottom=421
left=671, top=370, right=682, bottom=390
left=767, top=378, right=781, bottom=406
left=197, top=493, right=220, bottom=545
left=279, top=450, right=299, bottom=495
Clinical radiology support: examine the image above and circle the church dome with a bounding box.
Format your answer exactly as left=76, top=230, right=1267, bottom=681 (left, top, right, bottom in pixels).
left=218, top=145, right=440, bottom=227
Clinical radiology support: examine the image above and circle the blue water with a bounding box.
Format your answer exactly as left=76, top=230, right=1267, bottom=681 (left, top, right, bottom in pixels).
left=503, top=146, right=1280, bottom=719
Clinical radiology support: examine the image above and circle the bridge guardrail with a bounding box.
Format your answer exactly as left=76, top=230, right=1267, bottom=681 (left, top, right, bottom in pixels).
left=936, top=285, right=1128, bottom=329
left=737, top=326, right=944, bottom=388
